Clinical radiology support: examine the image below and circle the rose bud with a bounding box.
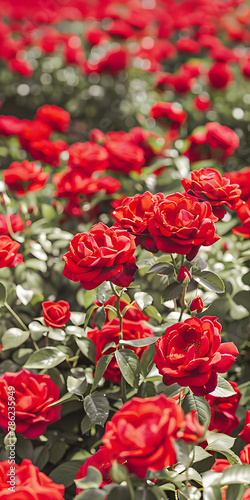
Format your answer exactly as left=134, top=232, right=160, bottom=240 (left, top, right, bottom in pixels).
left=190, top=297, right=203, bottom=313
left=177, top=266, right=191, bottom=285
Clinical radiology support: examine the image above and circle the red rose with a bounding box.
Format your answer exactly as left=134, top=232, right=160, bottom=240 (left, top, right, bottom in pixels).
left=84, top=47, right=128, bottom=74
left=154, top=316, right=239, bottom=395
left=102, top=394, right=203, bottom=478
left=9, top=57, right=33, bottom=77
left=42, top=300, right=71, bottom=328
left=62, top=222, right=137, bottom=290
left=75, top=447, right=112, bottom=494
left=68, top=142, right=109, bottom=176
left=211, top=459, right=230, bottom=472
left=106, top=19, right=134, bottom=39
left=94, top=295, right=149, bottom=323
left=208, top=62, right=233, bottom=89
left=183, top=129, right=209, bottom=164
left=129, top=127, right=165, bottom=162
left=205, top=122, right=239, bottom=159
left=27, top=139, right=68, bottom=167
left=3, top=160, right=50, bottom=196
left=112, top=191, right=165, bottom=252
left=224, top=168, right=250, bottom=202
left=0, top=459, right=64, bottom=499
left=18, top=120, right=52, bottom=151
left=239, top=410, right=250, bottom=443
left=232, top=199, right=250, bottom=238
left=193, top=95, right=212, bottom=112
left=177, top=266, right=191, bottom=284
left=88, top=318, right=154, bottom=383
left=190, top=297, right=203, bottom=313
left=181, top=168, right=242, bottom=219
left=105, top=134, right=145, bottom=175
left=176, top=38, right=199, bottom=54
left=0, top=116, right=27, bottom=136
left=0, top=214, right=25, bottom=234
left=242, top=489, right=250, bottom=500
left=53, top=170, right=120, bottom=199
left=35, top=104, right=70, bottom=132
left=240, top=444, right=250, bottom=463
left=0, top=235, right=23, bottom=268
left=148, top=192, right=220, bottom=261
left=205, top=381, right=241, bottom=435
left=0, top=369, right=62, bottom=438
left=149, top=102, right=186, bottom=131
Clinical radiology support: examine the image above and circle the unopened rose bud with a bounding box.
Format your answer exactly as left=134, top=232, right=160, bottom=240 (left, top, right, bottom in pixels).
left=27, top=205, right=34, bottom=214
left=222, top=241, right=228, bottom=253
left=177, top=266, right=191, bottom=285
left=190, top=297, right=203, bottom=313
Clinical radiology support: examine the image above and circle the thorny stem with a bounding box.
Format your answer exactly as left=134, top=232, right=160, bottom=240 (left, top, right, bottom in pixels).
left=178, top=286, right=187, bottom=322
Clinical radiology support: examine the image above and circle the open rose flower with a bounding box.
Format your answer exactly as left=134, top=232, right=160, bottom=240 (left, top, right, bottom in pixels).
left=18, top=120, right=52, bottom=151
left=0, top=235, right=23, bottom=268
left=94, top=295, right=149, bottom=323
left=149, top=102, right=186, bottom=135
left=112, top=191, right=165, bottom=252
left=148, top=192, right=220, bottom=261
left=62, top=222, right=137, bottom=290
left=105, top=132, right=145, bottom=175
left=35, top=104, right=70, bottom=132
left=102, top=394, right=204, bottom=479
left=0, top=459, right=64, bottom=499
left=239, top=411, right=250, bottom=444
left=27, top=138, right=68, bottom=167
left=53, top=170, right=120, bottom=199
left=205, top=381, right=241, bottom=435
left=181, top=168, right=242, bottom=219
left=88, top=318, right=154, bottom=383
left=3, top=160, right=50, bottom=196
left=154, top=317, right=239, bottom=395
left=205, top=122, right=239, bottom=160
left=68, top=142, right=109, bottom=176
left=233, top=200, right=250, bottom=238
left=0, top=369, right=62, bottom=439
left=224, top=167, right=250, bottom=202
left=42, top=300, right=71, bottom=328
left=75, top=447, right=113, bottom=495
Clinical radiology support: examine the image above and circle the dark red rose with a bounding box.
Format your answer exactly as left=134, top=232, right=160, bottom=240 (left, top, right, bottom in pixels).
left=0, top=214, right=25, bottom=234
left=42, top=300, right=71, bottom=328
left=68, top=142, right=109, bottom=176
left=240, top=444, right=250, bottom=463
left=63, top=36, right=85, bottom=65
left=27, top=139, right=68, bottom=167
left=0, top=116, right=27, bottom=136
left=156, top=69, right=194, bottom=94
left=35, top=104, right=70, bottom=132
left=177, top=266, right=191, bottom=284
left=208, top=62, right=233, bottom=89
left=239, top=411, right=250, bottom=444
left=112, top=191, right=165, bottom=252
left=193, top=95, right=212, bottom=112
left=148, top=192, right=220, bottom=261
left=18, top=120, right=52, bottom=151
left=105, top=133, right=145, bottom=175
left=84, top=47, right=128, bottom=74
left=149, top=102, right=186, bottom=131
left=233, top=200, right=250, bottom=238
left=106, top=19, right=134, bottom=39
left=181, top=168, right=242, bottom=219
left=3, top=160, right=50, bottom=196
left=205, top=381, right=241, bottom=435
left=0, top=369, right=62, bottom=439
left=190, top=297, right=203, bottom=313
left=183, top=129, right=209, bottom=164
left=205, top=122, right=239, bottom=159
left=224, top=168, right=250, bottom=202
left=94, top=295, right=149, bottom=323
left=84, top=26, right=110, bottom=46
left=62, top=222, right=137, bottom=290
left=75, top=447, right=113, bottom=495
left=88, top=318, right=154, bottom=383
left=154, top=316, right=239, bottom=395
left=102, top=394, right=203, bottom=479
left=0, top=459, right=65, bottom=499
left=0, top=235, right=23, bottom=268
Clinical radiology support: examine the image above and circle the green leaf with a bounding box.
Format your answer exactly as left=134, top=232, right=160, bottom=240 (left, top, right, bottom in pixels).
left=143, top=305, right=162, bottom=323
left=95, top=306, right=106, bottom=331
left=41, top=203, right=56, bottom=220
left=233, top=291, right=250, bottom=312
left=193, top=446, right=212, bottom=463
left=16, top=284, right=34, bottom=305
left=242, top=271, right=250, bottom=286
left=76, top=338, right=96, bottom=364
left=205, top=464, right=250, bottom=487
left=115, top=349, right=140, bottom=388
left=92, top=354, right=114, bottom=391
left=140, top=343, right=156, bottom=378
left=24, top=347, right=66, bottom=369
left=49, top=460, right=84, bottom=488
left=110, top=462, right=128, bottom=483
left=147, top=262, right=174, bottom=275
left=209, top=375, right=237, bottom=398
left=67, top=375, right=87, bottom=396
left=102, top=342, right=116, bottom=353
left=162, top=282, right=183, bottom=302
left=96, top=282, right=112, bottom=304
left=182, top=394, right=211, bottom=431
left=84, top=392, right=109, bottom=427
left=203, top=486, right=222, bottom=500
left=49, top=440, right=68, bottom=465
left=70, top=312, right=86, bottom=326
left=0, top=282, right=7, bottom=307
left=226, top=484, right=248, bottom=500
left=75, top=490, right=107, bottom=500
left=25, top=259, right=47, bottom=272
left=49, top=392, right=77, bottom=407
left=75, top=466, right=102, bottom=490
left=1, top=328, right=29, bottom=351
left=192, top=270, right=225, bottom=293
left=119, top=337, right=158, bottom=348
left=206, top=431, right=235, bottom=451
left=134, top=292, right=153, bottom=310
left=174, top=439, right=192, bottom=468
left=205, top=443, right=241, bottom=464
left=29, top=321, right=49, bottom=333
left=84, top=289, right=97, bottom=309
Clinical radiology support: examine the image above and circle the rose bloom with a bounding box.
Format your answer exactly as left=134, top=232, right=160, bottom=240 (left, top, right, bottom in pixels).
left=233, top=200, right=250, bottom=238
left=53, top=170, right=120, bottom=199
left=0, top=369, right=62, bottom=439
left=68, top=142, right=109, bottom=176
left=0, top=236, right=23, bottom=268
left=205, top=122, right=239, bottom=160
left=94, top=295, right=149, bottom=324
left=156, top=70, right=194, bottom=94
left=176, top=38, right=200, bottom=54
left=3, top=160, right=50, bottom=196
left=88, top=318, right=154, bottom=383
left=0, top=459, right=64, bottom=499
left=62, top=222, right=137, bottom=290
left=148, top=192, right=220, bottom=261
left=84, top=47, right=128, bottom=74
left=208, top=61, right=233, bottom=89
left=239, top=410, right=250, bottom=444
left=112, top=191, right=165, bottom=252
left=193, top=95, right=212, bottom=112
left=190, top=297, right=203, bottom=313
left=0, top=213, right=25, bottom=234
left=149, top=102, right=186, bottom=131
left=105, top=132, right=145, bottom=175
left=75, top=447, right=112, bottom=495
left=0, top=115, right=27, bottom=136
left=154, top=317, right=239, bottom=395
left=9, top=57, right=33, bottom=77
left=129, top=126, right=165, bottom=162
left=224, top=167, right=250, bottom=202
left=181, top=168, right=242, bottom=219
left=35, top=104, right=70, bottom=132
left=205, top=381, right=241, bottom=435
left=42, top=300, right=71, bottom=328
left=27, top=138, right=68, bottom=167
left=102, top=394, right=204, bottom=479
left=18, top=120, right=52, bottom=151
